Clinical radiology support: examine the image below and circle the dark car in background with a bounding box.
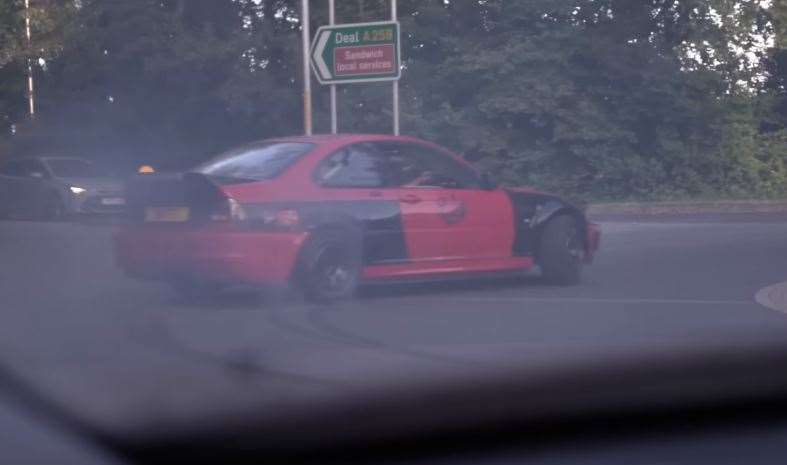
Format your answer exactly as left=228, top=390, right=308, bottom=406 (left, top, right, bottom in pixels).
left=0, top=156, right=126, bottom=220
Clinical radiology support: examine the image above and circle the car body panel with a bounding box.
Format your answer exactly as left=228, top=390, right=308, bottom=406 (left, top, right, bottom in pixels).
left=242, top=200, right=409, bottom=265
left=445, top=188, right=516, bottom=260
left=362, top=256, right=534, bottom=280
left=505, top=188, right=598, bottom=262
left=114, top=135, right=600, bottom=287
left=115, top=225, right=308, bottom=285
left=0, top=158, right=53, bottom=216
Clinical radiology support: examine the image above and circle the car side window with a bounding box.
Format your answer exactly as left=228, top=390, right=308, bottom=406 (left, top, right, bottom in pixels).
left=26, top=160, right=48, bottom=177
left=373, top=142, right=481, bottom=189
left=315, top=144, right=388, bottom=188
left=13, top=159, right=44, bottom=178
left=0, top=160, right=34, bottom=177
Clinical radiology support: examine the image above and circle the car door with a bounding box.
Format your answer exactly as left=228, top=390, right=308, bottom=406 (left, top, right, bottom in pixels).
left=0, top=160, right=32, bottom=216
left=0, top=161, right=19, bottom=217
left=369, top=141, right=464, bottom=264
left=386, top=142, right=515, bottom=262
left=15, top=159, right=52, bottom=214
left=312, top=143, right=411, bottom=266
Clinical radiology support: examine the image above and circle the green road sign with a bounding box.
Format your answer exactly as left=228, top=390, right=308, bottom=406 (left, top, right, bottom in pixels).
left=310, top=21, right=401, bottom=85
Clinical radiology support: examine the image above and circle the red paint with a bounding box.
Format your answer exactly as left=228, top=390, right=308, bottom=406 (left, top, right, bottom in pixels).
left=363, top=257, right=533, bottom=281
left=115, top=134, right=599, bottom=288
left=392, top=187, right=461, bottom=262
left=388, top=187, right=515, bottom=263
left=115, top=226, right=307, bottom=285
left=585, top=222, right=601, bottom=264
left=446, top=189, right=515, bottom=260
left=334, top=44, right=395, bottom=76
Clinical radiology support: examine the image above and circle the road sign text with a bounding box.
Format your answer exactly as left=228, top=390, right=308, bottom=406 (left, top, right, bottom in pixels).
left=311, top=21, right=401, bottom=85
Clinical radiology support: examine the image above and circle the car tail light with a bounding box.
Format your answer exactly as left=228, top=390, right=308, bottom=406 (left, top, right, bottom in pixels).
left=274, top=209, right=300, bottom=228
left=228, top=198, right=248, bottom=222
left=259, top=208, right=301, bottom=230
left=207, top=196, right=300, bottom=230
left=209, top=198, right=248, bottom=222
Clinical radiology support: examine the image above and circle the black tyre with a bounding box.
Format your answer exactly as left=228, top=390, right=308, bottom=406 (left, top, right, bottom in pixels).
left=297, top=230, right=361, bottom=303
left=538, top=215, right=584, bottom=285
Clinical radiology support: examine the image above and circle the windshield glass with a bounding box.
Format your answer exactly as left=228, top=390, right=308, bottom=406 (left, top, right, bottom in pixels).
left=45, top=159, right=102, bottom=178
left=194, top=142, right=314, bottom=183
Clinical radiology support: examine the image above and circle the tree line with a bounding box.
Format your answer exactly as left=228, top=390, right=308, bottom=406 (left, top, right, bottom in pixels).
left=0, top=0, right=785, bottom=201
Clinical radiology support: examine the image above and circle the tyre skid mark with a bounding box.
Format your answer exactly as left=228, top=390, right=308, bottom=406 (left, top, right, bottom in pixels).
left=153, top=303, right=353, bottom=388
left=755, top=281, right=787, bottom=314
left=304, top=305, right=488, bottom=368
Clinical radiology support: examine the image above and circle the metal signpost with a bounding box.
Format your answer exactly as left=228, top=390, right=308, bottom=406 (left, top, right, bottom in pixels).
left=329, top=0, right=337, bottom=135
left=301, top=0, right=312, bottom=135
left=301, top=1, right=401, bottom=136
left=24, top=0, right=35, bottom=119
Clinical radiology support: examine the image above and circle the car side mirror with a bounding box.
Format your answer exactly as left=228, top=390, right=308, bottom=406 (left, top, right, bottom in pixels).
left=29, top=171, right=45, bottom=179
left=479, top=171, right=498, bottom=190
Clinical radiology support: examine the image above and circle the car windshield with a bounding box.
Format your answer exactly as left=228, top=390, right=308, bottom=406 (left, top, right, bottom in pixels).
left=1, top=1, right=787, bottom=463
left=194, top=142, right=314, bottom=183
left=45, top=158, right=102, bottom=178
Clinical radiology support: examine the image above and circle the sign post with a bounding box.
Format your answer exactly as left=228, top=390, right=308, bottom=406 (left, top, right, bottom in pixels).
left=310, top=21, right=401, bottom=85
left=309, top=1, right=401, bottom=135
left=301, top=0, right=312, bottom=135
left=391, top=0, right=399, bottom=135
left=329, top=0, right=337, bottom=134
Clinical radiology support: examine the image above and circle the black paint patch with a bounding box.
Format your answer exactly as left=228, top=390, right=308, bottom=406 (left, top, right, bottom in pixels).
left=506, top=191, right=543, bottom=257
left=242, top=200, right=409, bottom=265
left=505, top=190, right=588, bottom=258
left=125, top=172, right=227, bottom=223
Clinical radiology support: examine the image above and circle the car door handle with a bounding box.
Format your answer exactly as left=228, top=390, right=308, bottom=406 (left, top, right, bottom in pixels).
left=399, top=194, right=422, bottom=204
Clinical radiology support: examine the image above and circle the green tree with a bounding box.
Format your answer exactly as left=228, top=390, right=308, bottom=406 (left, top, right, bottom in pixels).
left=0, top=0, right=782, bottom=201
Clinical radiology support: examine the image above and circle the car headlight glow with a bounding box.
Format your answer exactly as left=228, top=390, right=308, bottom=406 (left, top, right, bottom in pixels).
left=70, top=186, right=87, bottom=195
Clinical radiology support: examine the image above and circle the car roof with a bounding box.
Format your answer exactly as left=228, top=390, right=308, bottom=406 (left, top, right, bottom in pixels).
left=2, top=156, right=90, bottom=164
left=268, top=133, right=429, bottom=146
left=36, top=156, right=91, bottom=163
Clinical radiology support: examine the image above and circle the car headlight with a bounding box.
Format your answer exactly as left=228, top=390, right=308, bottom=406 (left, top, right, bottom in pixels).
left=70, top=186, right=87, bottom=195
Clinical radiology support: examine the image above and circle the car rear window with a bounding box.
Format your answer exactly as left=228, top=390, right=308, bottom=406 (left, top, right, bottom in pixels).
left=195, top=142, right=314, bottom=184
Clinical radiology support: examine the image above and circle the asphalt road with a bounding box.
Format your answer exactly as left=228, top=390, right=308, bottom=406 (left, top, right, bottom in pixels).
left=2, top=214, right=787, bottom=441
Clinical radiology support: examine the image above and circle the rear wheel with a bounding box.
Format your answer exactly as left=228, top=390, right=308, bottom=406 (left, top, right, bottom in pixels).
left=538, top=215, right=584, bottom=285
left=297, top=231, right=361, bottom=303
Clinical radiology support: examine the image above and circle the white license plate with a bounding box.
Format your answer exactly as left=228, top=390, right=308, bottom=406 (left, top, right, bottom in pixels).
left=144, top=207, right=190, bottom=222
left=101, top=197, right=126, bottom=206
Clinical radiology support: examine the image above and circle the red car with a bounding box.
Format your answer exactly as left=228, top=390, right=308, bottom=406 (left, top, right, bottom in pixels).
left=115, top=135, right=600, bottom=301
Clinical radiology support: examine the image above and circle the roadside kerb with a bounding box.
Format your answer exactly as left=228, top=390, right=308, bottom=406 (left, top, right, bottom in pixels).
left=588, top=200, right=787, bottom=216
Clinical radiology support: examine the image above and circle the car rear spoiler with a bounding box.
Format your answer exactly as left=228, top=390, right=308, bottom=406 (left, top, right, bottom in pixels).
left=124, top=172, right=227, bottom=223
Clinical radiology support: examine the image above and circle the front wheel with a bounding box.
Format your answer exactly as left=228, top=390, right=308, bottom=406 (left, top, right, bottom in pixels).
left=297, top=232, right=361, bottom=303
left=538, top=215, right=584, bottom=285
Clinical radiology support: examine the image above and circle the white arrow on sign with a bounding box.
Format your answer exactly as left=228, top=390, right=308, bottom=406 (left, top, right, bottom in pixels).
left=311, top=29, right=332, bottom=82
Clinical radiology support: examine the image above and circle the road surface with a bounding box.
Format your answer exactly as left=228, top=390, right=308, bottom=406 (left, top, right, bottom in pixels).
left=1, top=214, right=787, bottom=441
